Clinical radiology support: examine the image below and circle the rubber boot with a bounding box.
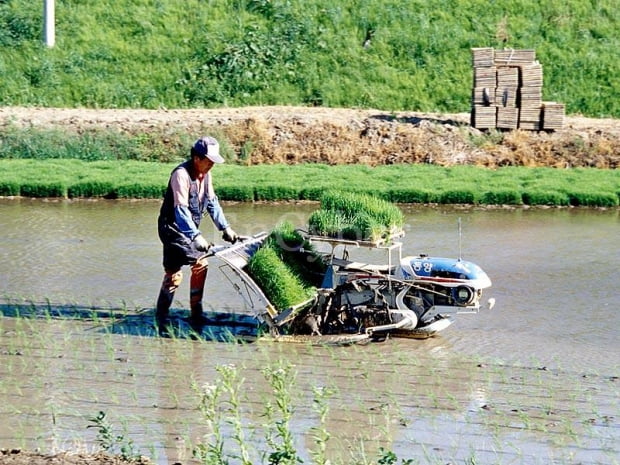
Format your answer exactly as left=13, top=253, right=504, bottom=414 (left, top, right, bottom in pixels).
left=188, top=258, right=209, bottom=330
left=156, top=270, right=182, bottom=336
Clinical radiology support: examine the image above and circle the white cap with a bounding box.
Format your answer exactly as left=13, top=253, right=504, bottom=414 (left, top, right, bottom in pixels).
left=192, top=136, right=224, bottom=163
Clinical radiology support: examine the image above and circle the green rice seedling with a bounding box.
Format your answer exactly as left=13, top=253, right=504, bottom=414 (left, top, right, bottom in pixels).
left=1, top=158, right=619, bottom=207
left=115, top=182, right=165, bottom=199
left=438, top=189, right=477, bottom=205
left=19, top=181, right=67, bottom=198
left=567, top=191, right=619, bottom=207
left=480, top=189, right=523, bottom=205
left=68, top=181, right=115, bottom=198
left=299, top=187, right=326, bottom=201
left=267, top=222, right=308, bottom=252
left=522, top=190, right=570, bottom=206
left=321, top=191, right=404, bottom=230
left=385, top=188, right=432, bottom=204
left=342, top=212, right=385, bottom=242
left=0, top=180, right=19, bottom=196
left=310, top=191, right=404, bottom=242
left=267, top=222, right=326, bottom=288
left=254, top=184, right=301, bottom=201
left=216, top=185, right=254, bottom=202
left=308, top=209, right=346, bottom=238
left=247, top=246, right=314, bottom=311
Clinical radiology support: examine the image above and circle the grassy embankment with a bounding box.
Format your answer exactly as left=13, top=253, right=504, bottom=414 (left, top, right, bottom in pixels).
left=1, top=0, right=618, bottom=116
left=1, top=1, right=618, bottom=206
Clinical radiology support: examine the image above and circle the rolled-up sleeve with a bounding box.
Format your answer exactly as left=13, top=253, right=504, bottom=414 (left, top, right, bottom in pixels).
left=204, top=172, right=229, bottom=231
left=205, top=195, right=229, bottom=231
left=174, top=205, right=200, bottom=240
left=170, top=169, right=200, bottom=240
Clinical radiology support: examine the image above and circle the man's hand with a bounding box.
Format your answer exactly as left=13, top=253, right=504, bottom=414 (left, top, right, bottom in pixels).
left=193, top=234, right=211, bottom=252
left=222, top=227, right=239, bottom=244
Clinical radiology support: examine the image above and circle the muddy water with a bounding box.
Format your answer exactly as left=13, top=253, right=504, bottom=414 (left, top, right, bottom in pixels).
left=0, top=199, right=618, bottom=464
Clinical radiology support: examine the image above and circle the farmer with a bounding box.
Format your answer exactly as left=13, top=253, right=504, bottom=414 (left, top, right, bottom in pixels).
left=155, top=136, right=239, bottom=334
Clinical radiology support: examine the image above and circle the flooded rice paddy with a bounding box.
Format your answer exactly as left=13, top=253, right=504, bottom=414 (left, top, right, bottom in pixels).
left=0, top=199, right=618, bottom=464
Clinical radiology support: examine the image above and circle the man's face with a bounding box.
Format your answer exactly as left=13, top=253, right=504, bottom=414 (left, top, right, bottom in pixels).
left=193, top=156, right=214, bottom=175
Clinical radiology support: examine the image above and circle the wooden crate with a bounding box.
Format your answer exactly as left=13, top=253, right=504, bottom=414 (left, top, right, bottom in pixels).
left=519, top=86, right=542, bottom=107
left=497, top=66, right=519, bottom=87
left=472, top=87, right=496, bottom=106
left=519, top=105, right=542, bottom=130
left=474, top=66, right=497, bottom=87
left=519, top=120, right=542, bottom=131
left=497, top=107, right=519, bottom=129
left=471, top=47, right=495, bottom=67
left=519, top=105, right=542, bottom=121
left=542, top=102, right=565, bottom=130
left=495, top=49, right=536, bottom=65
left=471, top=105, right=496, bottom=129
left=469, top=47, right=564, bottom=132
left=497, top=87, right=518, bottom=107
left=520, top=62, right=543, bottom=87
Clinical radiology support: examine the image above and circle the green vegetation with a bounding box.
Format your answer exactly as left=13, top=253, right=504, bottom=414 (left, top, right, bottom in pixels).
left=1, top=159, right=618, bottom=207
left=193, top=361, right=387, bottom=465
left=247, top=222, right=321, bottom=310
left=247, top=246, right=312, bottom=311
left=309, top=191, right=405, bottom=241
left=0, top=0, right=618, bottom=117
left=264, top=221, right=327, bottom=288
left=87, top=411, right=140, bottom=462
left=0, top=124, right=193, bottom=162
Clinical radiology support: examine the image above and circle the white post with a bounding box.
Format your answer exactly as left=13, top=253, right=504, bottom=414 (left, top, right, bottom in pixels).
left=43, top=0, right=55, bottom=48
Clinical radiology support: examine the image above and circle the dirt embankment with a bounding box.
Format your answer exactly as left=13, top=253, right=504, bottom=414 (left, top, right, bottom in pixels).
left=1, top=106, right=619, bottom=168
left=0, top=449, right=151, bottom=465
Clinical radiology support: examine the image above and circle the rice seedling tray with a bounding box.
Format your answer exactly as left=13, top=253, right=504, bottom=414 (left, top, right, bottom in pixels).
left=304, top=229, right=405, bottom=249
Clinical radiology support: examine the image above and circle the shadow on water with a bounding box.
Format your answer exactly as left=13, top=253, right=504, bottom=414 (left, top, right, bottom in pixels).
left=0, top=300, right=262, bottom=342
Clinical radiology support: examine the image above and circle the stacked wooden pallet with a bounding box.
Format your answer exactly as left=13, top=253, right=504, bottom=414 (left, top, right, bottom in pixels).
left=542, top=102, right=565, bottom=130
left=519, top=105, right=542, bottom=131
left=472, top=47, right=494, bottom=67
left=471, top=106, right=496, bottom=129
left=497, top=106, right=519, bottom=129
left=470, top=48, right=564, bottom=131
left=494, top=49, right=536, bottom=65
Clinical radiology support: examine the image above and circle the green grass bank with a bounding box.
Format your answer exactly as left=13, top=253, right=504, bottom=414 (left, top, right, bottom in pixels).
left=1, top=0, right=618, bottom=117
left=1, top=159, right=618, bottom=207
